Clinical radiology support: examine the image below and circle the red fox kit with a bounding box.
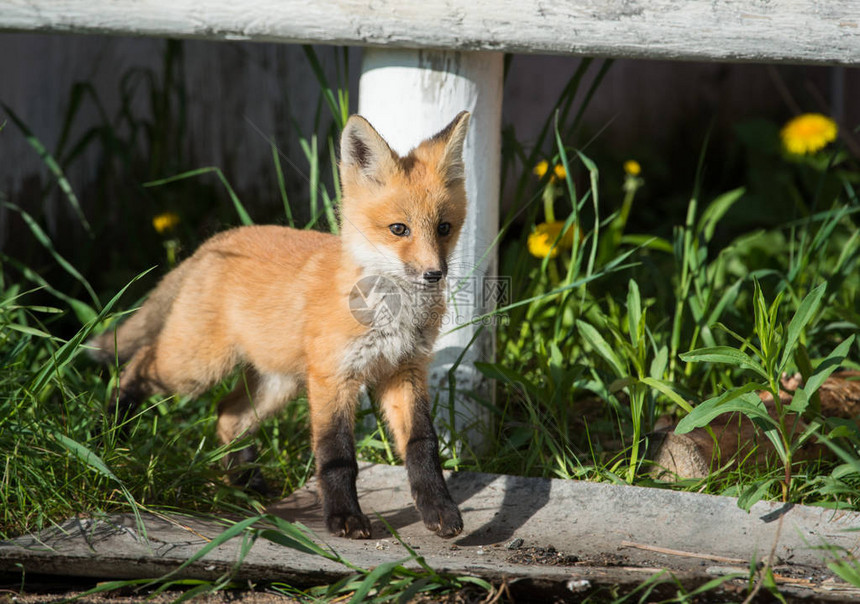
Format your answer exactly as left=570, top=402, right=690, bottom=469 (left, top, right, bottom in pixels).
left=89, top=112, right=470, bottom=539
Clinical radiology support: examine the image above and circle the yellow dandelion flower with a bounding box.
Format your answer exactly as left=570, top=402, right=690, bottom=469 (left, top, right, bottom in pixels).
left=152, top=212, right=180, bottom=234
left=780, top=113, right=837, bottom=155
left=623, top=160, right=641, bottom=176
left=527, top=221, right=576, bottom=258
left=533, top=160, right=566, bottom=182
left=533, top=160, right=549, bottom=179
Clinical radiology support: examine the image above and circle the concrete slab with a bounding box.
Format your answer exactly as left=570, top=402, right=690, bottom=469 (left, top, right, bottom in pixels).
left=3, top=464, right=860, bottom=599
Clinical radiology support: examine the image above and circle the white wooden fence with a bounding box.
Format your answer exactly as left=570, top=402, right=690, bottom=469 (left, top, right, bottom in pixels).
left=3, top=1, right=859, bottom=64
left=2, top=0, right=858, bottom=440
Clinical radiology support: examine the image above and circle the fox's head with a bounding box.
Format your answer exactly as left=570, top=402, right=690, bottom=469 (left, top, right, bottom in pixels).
left=338, top=112, right=470, bottom=286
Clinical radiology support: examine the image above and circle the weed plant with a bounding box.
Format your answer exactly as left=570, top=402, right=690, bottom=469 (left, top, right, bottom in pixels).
left=2, top=44, right=860, bottom=601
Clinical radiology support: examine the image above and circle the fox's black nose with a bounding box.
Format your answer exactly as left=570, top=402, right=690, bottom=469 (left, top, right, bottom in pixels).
left=423, top=270, right=444, bottom=283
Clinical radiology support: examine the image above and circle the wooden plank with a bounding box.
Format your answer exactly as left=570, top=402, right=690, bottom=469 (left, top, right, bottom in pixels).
left=4, top=464, right=860, bottom=599
left=1, top=0, right=858, bottom=65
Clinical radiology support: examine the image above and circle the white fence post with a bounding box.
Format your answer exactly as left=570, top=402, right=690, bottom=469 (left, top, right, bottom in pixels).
left=357, top=48, right=503, bottom=447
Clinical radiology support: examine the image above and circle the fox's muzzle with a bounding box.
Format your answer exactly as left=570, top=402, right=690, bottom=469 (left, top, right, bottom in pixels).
left=423, top=270, right=444, bottom=283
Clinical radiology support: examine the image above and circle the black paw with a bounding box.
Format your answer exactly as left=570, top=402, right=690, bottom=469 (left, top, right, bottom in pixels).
left=225, top=446, right=276, bottom=498
left=326, top=512, right=372, bottom=539
left=417, top=498, right=463, bottom=538
left=101, top=390, right=140, bottom=442
left=238, top=468, right=276, bottom=498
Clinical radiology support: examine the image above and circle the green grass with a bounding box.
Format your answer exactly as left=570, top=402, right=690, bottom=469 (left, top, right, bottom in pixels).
left=472, top=102, right=860, bottom=509
left=2, top=44, right=860, bottom=602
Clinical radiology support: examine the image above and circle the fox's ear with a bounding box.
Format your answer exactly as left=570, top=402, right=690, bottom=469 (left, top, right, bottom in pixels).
left=340, top=115, right=397, bottom=184
left=431, top=111, right=471, bottom=186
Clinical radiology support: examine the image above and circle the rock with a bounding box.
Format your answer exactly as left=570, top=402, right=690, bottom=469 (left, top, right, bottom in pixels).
left=649, top=371, right=860, bottom=481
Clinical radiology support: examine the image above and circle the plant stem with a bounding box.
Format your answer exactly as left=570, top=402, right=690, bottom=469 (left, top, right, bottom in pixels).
left=543, top=184, right=556, bottom=223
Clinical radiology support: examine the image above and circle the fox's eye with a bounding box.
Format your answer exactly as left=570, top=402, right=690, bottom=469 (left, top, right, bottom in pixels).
left=389, top=223, right=410, bottom=237
left=438, top=222, right=451, bottom=236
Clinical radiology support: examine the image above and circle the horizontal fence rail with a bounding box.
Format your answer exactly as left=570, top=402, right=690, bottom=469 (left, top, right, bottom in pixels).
left=1, top=0, right=858, bottom=65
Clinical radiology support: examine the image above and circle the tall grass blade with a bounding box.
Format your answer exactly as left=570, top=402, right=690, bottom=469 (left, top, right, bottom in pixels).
left=271, top=138, right=295, bottom=228
left=145, top=167, right=253, bottom=226
left=1, top=103, right=92, bottom=234
left=0, top=254, right=95, bottom=325
left=28, top=268, right=150, bottom=394
left=147, top=514, right=263, bottom=585
left=348, top=559, right=407, bottom=603
left=302, top=45, right=347, bottom=130
left=260, top=515, right=344, bottom=562
left=4, top=202, right=100, bottom=308
left=52, top=432, right=146, bottom=540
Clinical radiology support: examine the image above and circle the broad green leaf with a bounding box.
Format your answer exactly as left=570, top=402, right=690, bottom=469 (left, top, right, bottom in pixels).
left=5, top=323, right=52, bottom=338
left=627, top=279, right=641, bottom=347
left=680, top=346, right=768, bottom=379
left=779, top=283, right=826, bottom=373
left=676, top=388, right=775, bottom=434
left=698, top=187, right=746, bottom=242
left=649, top=345, right=669, bottom=381
left=640, top=377, right=694, bottom=414
left=826, top=418, right=860, bottom=441
left=576, top=319, right=626, bottom=377
left=759, top=424, right=788, bottom=462
left=789, top=418, right=824, bottom=453
left=788, top=335, right=855, bottom=414
left=831, top=461, right=860, bottom=480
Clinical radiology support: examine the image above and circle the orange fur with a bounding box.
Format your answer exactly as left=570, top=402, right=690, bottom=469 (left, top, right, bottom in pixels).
left=90, top=112, right=471, bottom=539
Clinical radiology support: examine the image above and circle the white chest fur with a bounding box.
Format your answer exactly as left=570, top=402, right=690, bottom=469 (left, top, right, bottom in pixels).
left=341, top=280, right=441, bottom=380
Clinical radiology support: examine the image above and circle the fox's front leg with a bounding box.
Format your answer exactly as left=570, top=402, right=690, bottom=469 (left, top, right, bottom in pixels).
left=379, top=364, right=463, bottom=537
left=307, top=371, right=371, bottom=539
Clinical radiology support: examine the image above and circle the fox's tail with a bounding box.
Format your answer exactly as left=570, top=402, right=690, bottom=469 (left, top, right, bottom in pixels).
left=87, top=260, right=193, bottom=365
